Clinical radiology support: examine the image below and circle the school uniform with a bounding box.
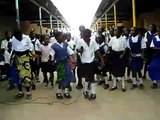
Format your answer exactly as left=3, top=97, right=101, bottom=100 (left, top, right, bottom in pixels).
left=51, top=42, right=75, bottom=99
left=143, top=32, right=157, bottom=78
left=11, top=34, right=33, bottom=99
left=76, top=38, right=99, bottom=100
left=128, top=35, right=146, bottom=89
left=30, top=38, right=41, bottom=80
left=108, top=35, right=127, bottom=91
left=148, top=35, right=160, bottom=88
left=40, top=43, right=55, bottom=86
left=0, top=53, right=5, bottom=80
left=1, top=39, right=12, bottom=50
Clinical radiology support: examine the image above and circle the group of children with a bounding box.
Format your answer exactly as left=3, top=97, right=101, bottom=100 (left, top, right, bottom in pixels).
left=0, top=24, right=160, bottom=101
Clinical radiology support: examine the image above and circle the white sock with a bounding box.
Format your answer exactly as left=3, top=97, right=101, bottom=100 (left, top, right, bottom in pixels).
left=121, top=77, right=125, bottom=89
left=139, top=78, right=143, bottom=84
left=104, top=76, right=108, bottom=84
left=117, top=77, right=121, bottom=81
left=91, top=83, right=96, bottom=94
left=19, top=91, right=22, bottom=94
left=132, top=78, right=137, bottom=85
left=64, top=88, right=68, bottom=94
left=83, top=81, right=89, bottom=92
left=113, top=76, right=117, bottom=87
left=27, top=92, right=31, bottom=95
left=153, top=80, right=157, bottom=84
left=57, top=89, right=62, bottom=94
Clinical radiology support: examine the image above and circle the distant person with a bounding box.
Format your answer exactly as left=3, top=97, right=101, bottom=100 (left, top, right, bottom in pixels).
left=1, top=31, right=12, bottom=51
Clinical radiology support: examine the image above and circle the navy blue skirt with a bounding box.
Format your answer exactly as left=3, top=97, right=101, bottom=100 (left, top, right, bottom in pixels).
left=149, top=58, right=160, bottom=80
left=130, top=57, right=143, bottom=72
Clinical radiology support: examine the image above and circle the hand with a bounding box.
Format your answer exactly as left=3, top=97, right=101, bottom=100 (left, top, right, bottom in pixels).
left=119, top=54, right=124, bottom=59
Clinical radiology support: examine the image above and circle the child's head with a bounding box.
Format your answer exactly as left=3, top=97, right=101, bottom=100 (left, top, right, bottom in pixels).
left=29, top=31, right=36, bottom=40
left=130, top=27, right=139, bottom=37
left=83, top=29, right=91, bottom=40
left=157, top=26, right=160, bottom=37
left=5, top=31, right=11, bottom=40
left=114, top=27, right=122, bottom=37
left=41, top=35, right=50, bottom=45
left=13, top=29, right=22, bottom=41
left=96, top=34, right=105, bottom=44
left=66, top=32, right=71, bottom=42
left=54, top=32, right=65, bottom=43
left=149, top=24, right=157, bottom=34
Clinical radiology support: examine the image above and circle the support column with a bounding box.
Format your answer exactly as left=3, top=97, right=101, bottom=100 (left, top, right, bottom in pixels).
left=15, top=0, right=20, bottom=29
left=114, top=4, right=117, bottom=27
left=132, top=0, right=136, bottom=27
left=50, top=15, right=53, bottom=31
left=105, top=13, right=108, bottom=30
left=39, top=7, right=42, bottom=35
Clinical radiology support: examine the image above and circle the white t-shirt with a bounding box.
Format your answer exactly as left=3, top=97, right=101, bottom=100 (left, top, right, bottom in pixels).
left=4, top=51, right=11, bottom=64
left=1, top=39, right=12, bottom=50
left=31, top=38, right=41, bottom=51
left=40, top=43, right=53, bottom=62
left=12, top=34, right=33, bottom=52
left=150, top=35, right=160, bottom=48
left=76, top=38, right=99, bottom=63
left=127, top=35, right=147, bottom=49
left=108, top=36, right=127, bottom=51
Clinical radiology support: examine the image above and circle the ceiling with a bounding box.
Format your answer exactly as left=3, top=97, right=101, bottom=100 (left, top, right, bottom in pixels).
left=92, top=0, right=160, bottom=24
left=0, top=0, right=69, bottom=27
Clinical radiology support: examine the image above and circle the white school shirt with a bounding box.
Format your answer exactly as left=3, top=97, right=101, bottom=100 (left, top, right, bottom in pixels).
left=150, top=35, right=160, bottom=48
left=99, top=42, right=109, bottom=53
left=108, top=36, right=127, bottom=51
left=4, top=50, right=11, bottom=64
left=31, top=38, right=41, bottom=51
left=40, top=43, right=53, bottom=62
left=76, top=38, right=99, bottom=63
left=51, top=42, right=74, bottom=58
left=127, top=35, right=147, bottom=49
left=12, top=34, right=33, bottom=52
left=67, top=39, right=75, bottom=50
left=1, top=39, right=12, bottom=50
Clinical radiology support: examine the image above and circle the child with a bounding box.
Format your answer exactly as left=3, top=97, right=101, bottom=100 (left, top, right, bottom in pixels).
left=0, top=49, right=5, bottom=81
left=51, top=32, right=75, bottom=99
left=108, top=27, right=127, bottom=92
left=76, top=29, right=104, bottom=100
left=148, top=26, right=160, bottom=89
left=128, top=27, right=146, bottom=89
left=4, top=42, right=15, bottom=90
left=40, top=35, right=55, bottom=87
left=96, top=34, right=110, bottom=89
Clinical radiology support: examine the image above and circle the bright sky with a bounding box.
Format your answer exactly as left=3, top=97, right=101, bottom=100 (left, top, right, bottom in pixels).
left=51, top=0, right=102, bottom=33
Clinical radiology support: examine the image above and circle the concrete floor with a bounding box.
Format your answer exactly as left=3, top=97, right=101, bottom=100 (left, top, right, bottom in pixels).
left=0, top=75, right=160, bottom=120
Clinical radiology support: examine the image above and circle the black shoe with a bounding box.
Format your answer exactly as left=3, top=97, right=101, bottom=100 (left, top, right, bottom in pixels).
left=89, top=94, right=96, bottom=100
left=139, top=84, right=144, bottom=89
left=151, top=83, right=158, bottom=89
left=56, top=93, right=63, bottom=99
left=26, top=94, right=32, bottom=100
left=83, top=92, right=89, bottom=99
left=104, top=84, right=109, bottom=89
left=98, top=80, right=105, bottom=85
left=68, top=86, right=72, bottom=92
left=64, top=93, right=72, bottom=99
left=142, top=76, right=146, bottom=79
left=51, top=82, right=54, bottom=87
left=32, top=84, right=36, bottom=90
left=76, top=84, right=83, bottom=89
left=15, top=93, right=24, bottom=99
left=122, top=88, right=126, bottom=92
left=110, top=86, right=117, bottom=91
left=131, top=84, right=137, bottom=89
left=6, top=85, right=15, bottom=91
